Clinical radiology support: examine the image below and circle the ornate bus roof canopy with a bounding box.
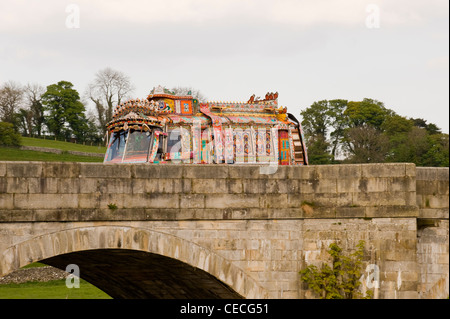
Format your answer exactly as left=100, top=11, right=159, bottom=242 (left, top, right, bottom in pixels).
left=107, top=86, right=290, bottom=131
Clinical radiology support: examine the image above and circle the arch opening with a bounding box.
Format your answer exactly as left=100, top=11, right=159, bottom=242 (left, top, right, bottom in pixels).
left=41, top=249, right=243, bottom=299
left=1, top=226, right=267, bottom=298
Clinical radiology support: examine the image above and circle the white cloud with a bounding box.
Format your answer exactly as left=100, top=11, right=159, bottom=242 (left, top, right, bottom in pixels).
left=1, top=0, right=448, bottom=33
left=427, top=56, right=449, bottom=70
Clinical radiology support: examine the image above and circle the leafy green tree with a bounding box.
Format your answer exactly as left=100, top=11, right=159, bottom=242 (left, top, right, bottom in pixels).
left=0, top=122, right=21, bottom=146
left=343, top=126, right=390, bottom=163
left=305, top=134, right=334, bottom=164
left=422, top=132, right=449, bottom=167
left=25, top=83, right=45, bottom=137
left=15, top=108, right=34, bottom=137
left=300, top=100, right=347, bottom=164
left=300, top=241, right=373, bottom=299
left=344, top=99, right=387, bottom=129
left=411, top=118, right=442, bottom=135
left=42, top=81, right=89, bottom=141
left=300, top=100, right=330, bottom=137
left=300, top=97, right=448, bottom=166
left=327, top=99, right=348, bottom=162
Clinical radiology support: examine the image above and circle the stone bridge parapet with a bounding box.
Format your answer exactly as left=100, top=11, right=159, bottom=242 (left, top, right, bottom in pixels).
left=0, top=162, right=448, bottom=299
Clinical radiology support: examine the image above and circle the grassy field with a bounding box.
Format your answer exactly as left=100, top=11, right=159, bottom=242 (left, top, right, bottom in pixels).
left=21, top=137, right=106, bottom=154
left=0, top=263, right=111, bottom=299
left=0, top=279, right=112, bottom=299
left=0, top=136, right=107, bottom=162
left=0, top=147, right=104, bottom=162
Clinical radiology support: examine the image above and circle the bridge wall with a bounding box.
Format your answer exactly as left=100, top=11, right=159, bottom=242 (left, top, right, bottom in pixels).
left=0, top=162, right=448, bottom=299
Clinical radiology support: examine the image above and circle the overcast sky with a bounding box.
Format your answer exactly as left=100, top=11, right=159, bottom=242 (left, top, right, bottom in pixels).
left=1, top=0, right=448, bottom=133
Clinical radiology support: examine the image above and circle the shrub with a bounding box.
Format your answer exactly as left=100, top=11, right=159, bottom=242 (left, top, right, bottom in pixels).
left=300, top=240, right=373, bottom=299
left=0, top=122, right=22, bottom=146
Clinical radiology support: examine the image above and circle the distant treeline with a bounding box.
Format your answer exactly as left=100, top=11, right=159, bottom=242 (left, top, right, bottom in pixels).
left=300, top=99, right=449, bottom=167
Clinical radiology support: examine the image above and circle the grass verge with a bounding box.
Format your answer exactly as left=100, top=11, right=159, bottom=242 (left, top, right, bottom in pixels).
left=0, top=279, right=112, bottom=299
left=0, top=147, right=104, bottom=162
left=21, top=137, right=106, bottom=154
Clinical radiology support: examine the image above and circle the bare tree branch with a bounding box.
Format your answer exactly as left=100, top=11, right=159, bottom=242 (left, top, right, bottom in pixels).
left=85, top=67, right=134, bottom=132
left=0, top=81, right=24, bottom=124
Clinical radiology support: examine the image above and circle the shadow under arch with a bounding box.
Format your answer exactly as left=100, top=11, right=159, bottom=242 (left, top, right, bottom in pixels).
left=1, top=225, right=268, bottom=299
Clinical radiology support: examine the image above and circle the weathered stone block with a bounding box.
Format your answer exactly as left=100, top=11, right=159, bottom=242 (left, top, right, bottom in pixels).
left=142, top=193, right=180, bottom=209
left=6, top=162, right=42, bottom=177
left=287, top=165, right=317, bottom=180
left=262, top=179, right=289, bottom=194
left=173, top=179, right=191, bottom=194
left=130, top=178, right=146, bottom=194
left=78, top=193, right=100, bottom=209
left=6, top=177, right=28, bottom=193
left=205, top=194, right=259, bottom=209
left=80, top=163, right=131, bottom=178
left=227, top=179, right=242, bottom=194
left=180, top=194, right=205, bottom=209
left=314, top=179, right=337, bottom=194
left=417, top=180, right=439, bottom=195
left=97, top=178, right=132, bottom=194
left=435, top=168, right=449, bottom=181
left=315, top=165, right=342, bottom=179
left=228, top=165, right=259, bottom=179
left=14, top=194, right=79, bottom=209
left=361, top=163, right=407, bottom=178
left=185, top=165, right=228, bottom=179
left=335, top=206, right=365, bottom=218
left=42, top=162, right=80, bottom=178
left=337, top=178, right=359, bottom=193
left=0, top=194, right=13, bottom=210
left=78, top=178, right=98, bottom=194
left=133, top=164, right=161, bottom=179
left=262, top=165, right=288, bottom=179
left=192, top=179, right=227, bottom=194
left=58, top=178, right=81, bottom=194
left=246, top=179, right=265, bottom=194
left=37, top=178, right=58, bottom=194
left=438, top=180, right=449, bottom=195
left=259, top=194, right=288, bottom=209
left=0, top=163, right=6, bottom=177
left=144, top=178, right=174, bottom=194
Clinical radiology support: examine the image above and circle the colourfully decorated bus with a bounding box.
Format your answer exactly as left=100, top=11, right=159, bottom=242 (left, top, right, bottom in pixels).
left=103, top=85, right=308, bottom=165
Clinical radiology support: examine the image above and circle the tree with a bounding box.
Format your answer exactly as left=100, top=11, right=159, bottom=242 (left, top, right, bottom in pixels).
left=300, top=100, right=333, bottom=164
left=411, top=117, right=442, bottom=135
left=300, top=97, right=449, bottom=166
left=41, top=81, right=89, bottom=141
left=0, top=81, right=23, bottom=124
left=300, top=240, right=373, bottom=299
left=15, top=108, right=34, bottom=137
left=423, top=133, right=449, bottom=167
left=0, top=122, right=21, bottom=146
left=25, top=83, right=45, bottom=137
left=305, top=134, right=333, bottom=164
left=327, top=99, right=348, bottom=161
left=344, top=99, right=387, bottom=129
left=300, top=100, right=330, bottom=137
left=86, top=68, right=134, bottom=132
left=343, top=125, right=390, bottom=163
left=341, top=98, right=390, bottom=163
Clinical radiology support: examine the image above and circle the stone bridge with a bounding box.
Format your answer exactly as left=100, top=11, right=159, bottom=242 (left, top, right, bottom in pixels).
left=0, top=162, right=448, bottom=299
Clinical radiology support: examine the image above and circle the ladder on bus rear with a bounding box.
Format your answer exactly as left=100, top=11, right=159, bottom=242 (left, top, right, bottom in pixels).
left=291, top=128, right=305, bottom=164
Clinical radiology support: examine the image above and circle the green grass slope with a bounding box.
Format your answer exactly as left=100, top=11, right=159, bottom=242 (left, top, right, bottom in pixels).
left=21, top=137, right=106, bottom=154
left=0, top=147, right=104, bottom=162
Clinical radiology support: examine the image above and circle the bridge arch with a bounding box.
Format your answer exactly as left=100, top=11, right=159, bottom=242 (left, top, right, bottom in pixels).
left=0, top=226, right=268, bottom=299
